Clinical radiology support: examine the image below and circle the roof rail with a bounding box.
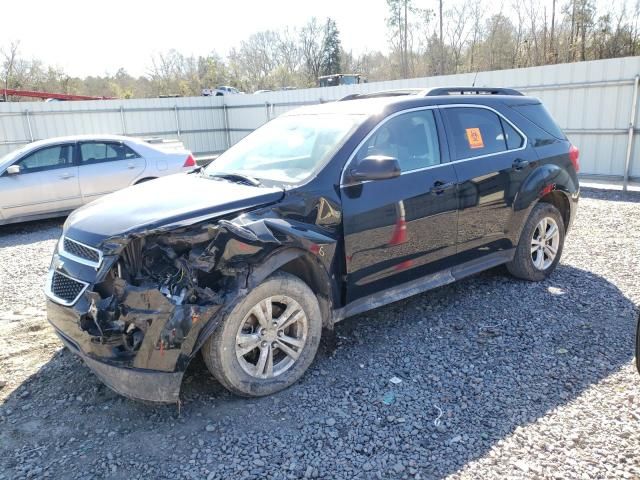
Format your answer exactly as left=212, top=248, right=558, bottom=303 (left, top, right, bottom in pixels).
left=424, top=87, right=523, bottom=96
left=338, top=86, right=524, bottom=102
left=339, top=89, right=425, bottom=101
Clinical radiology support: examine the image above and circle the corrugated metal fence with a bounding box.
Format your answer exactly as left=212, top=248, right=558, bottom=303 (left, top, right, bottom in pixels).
left=1, top=56, right=639, bottom=183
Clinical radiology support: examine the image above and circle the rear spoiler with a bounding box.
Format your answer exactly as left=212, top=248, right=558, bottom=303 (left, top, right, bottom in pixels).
left=141, top=137, right=187, bottom=153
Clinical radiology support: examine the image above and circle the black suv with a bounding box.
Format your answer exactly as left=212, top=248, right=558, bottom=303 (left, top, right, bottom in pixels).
left=45, top=87, right=580, bottom=402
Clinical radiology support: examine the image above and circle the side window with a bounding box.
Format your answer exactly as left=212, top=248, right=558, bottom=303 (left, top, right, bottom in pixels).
left=355, top=109, right=441, bottom=172
left=501, top=118, right=524, bottom=150
left=80, top=142, right=138, bottom=165
left=443, top=107, right=522, bottom=160
left=15, top=144, right=73, bottom=174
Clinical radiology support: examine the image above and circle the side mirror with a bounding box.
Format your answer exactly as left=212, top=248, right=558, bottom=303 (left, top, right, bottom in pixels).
left=6, top=165, right=20, bottom=175
left=347, top=155, right=400, bottom=183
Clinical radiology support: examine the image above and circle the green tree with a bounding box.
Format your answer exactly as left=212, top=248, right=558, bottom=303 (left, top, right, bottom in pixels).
left=321, top=18, right=341, bottom=76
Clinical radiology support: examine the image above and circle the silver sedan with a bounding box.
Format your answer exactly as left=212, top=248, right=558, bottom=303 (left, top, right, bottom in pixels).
left=0, top=134, right=196, bottom=225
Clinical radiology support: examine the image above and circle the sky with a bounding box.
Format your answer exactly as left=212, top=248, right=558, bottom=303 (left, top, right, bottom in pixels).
left=0, top=0, right=391, bottom=78
left=0, top=0, right=619, bottom=78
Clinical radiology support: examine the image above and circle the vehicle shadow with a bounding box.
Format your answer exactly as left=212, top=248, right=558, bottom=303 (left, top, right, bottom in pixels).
left=580, top=187, right=640, bottom=203
left=0, top=218, right=62, bottom=246
left=0, top=263, right=636, bottom=478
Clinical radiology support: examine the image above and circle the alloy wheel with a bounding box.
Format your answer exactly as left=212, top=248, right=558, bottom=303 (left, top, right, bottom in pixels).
left=235, top=295, right=308, bottom=379
left=530, top=216, right=560, bottom=270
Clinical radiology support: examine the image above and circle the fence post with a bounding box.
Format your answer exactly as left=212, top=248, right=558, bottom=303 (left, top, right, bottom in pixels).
left=223, top=103, right=231, bottom=149
left=174, top=105, right=181, bottom=138
left=623, top=74, right=639, bottom=191
left=24, top=109, right=34, bottom=142
left=120, top=105, right=127, bottom=135
left=265, top=101, right=270, bottom=121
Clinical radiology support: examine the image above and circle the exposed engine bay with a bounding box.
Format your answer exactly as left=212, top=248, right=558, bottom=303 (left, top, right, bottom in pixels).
left=66, top=212, right=334, bottom=377
left=45, top=190, right=340, bottom=402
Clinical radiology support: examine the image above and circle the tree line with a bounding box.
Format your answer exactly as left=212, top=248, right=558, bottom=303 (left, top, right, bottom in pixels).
left=2, top=0, right=639, bottom=100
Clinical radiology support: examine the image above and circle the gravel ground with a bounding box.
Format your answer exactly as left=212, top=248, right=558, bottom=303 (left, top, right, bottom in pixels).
left=0, top=189, right=639, bottom=480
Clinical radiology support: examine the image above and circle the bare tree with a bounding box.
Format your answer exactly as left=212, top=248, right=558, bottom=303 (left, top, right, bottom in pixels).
left=549, top=0, right=557, bottom=62
left=444, top=5, right=470, bottom=73
left=439, top=0, right=444, bottom=75
left=386, top=0, right=417, bottom=77
left=467, top=0, right=485, bottom=72
left=277, top=27, right=302, bottom=75
left=511, top=0, right=526, bottom=67
left=300, top=18, right=326, bottom=84
left=1, top=40, right=20, bottom=101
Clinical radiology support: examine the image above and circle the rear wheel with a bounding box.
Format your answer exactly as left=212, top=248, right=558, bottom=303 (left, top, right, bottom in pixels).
left=507, top=203, right=565, bottom=281
left=202, top=272, right=322, bottom=397
left=135, top=177, right=157, bottom=185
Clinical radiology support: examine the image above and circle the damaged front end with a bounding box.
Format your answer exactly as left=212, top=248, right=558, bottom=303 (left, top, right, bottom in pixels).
left=45, top=207, right=336, bottom=403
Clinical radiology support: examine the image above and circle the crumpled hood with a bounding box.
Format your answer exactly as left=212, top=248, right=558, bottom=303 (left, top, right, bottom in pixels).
left=64, top=173, right=284, bottom=247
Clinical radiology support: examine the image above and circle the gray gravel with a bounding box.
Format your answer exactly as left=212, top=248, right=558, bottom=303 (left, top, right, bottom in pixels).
left=0, top=189, right=639, bottom=480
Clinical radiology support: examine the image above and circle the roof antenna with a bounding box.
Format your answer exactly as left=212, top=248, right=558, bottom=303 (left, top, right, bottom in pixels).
left=472, top=70, right=479, bottom=87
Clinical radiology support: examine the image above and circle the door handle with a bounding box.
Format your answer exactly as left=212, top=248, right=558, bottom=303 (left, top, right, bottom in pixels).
left=127, top=163, right=136, bottom=169
left=512, top=158, right=530, bottom=170
left=430, top=180, right=455, bottom=195
left=59, top=173, right=74, bottom=180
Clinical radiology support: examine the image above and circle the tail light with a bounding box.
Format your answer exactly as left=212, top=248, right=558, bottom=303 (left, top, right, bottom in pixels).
left=183, top=154, right=196, bottom=168
left=568, top=144, right=580, bottom=172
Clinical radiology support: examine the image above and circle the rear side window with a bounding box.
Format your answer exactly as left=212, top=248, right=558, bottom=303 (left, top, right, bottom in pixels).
left=80, top=142, right=139, bottom=165
left=443, top=107, right=523, bottom=160
left=510, top=103, right=566, bottom=140
left=502, top=120, right=524, bottom=149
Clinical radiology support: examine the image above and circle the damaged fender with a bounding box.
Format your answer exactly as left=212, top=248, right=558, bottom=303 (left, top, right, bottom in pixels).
left=47, top=194, right=340, bottom=403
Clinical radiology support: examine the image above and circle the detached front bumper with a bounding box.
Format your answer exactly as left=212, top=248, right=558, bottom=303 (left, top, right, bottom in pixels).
left=46, top=273, right=223, bottom=403
left=54, top=325, right=183, bottom=403
left=47, top=298, right=185, bottom=403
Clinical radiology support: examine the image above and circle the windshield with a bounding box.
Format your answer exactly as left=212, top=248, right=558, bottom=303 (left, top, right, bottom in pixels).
left=204, top=114, right=363, bottom=185
left=0, top=144, right=29, bottom=166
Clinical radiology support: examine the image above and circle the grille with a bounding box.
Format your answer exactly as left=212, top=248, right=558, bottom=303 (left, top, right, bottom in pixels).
left=63, top=238, right=100, bottom=264
left=50, top=271, right=87, bottom=305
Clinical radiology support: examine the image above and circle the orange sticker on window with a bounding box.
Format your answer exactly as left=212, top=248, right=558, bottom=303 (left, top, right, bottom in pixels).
left=465, top=128, right=484, bottom=149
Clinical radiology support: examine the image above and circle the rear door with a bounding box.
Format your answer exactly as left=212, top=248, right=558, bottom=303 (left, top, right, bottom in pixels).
left=0, top=143, right=80, bottom=221
left=341, top=108, right=459, bottom=302
left=441, top=105, right=535, bottom=262
left=77, top=141, right=145, bottom=202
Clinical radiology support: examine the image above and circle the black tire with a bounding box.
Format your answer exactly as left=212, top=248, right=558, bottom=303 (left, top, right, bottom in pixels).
left=507, top=202, right=565, bottom=281
left=636, top=311, right=640, bottom=375
left=135, top=177, right=157, bottom=184
left=202, top=272, right=322, bottom=397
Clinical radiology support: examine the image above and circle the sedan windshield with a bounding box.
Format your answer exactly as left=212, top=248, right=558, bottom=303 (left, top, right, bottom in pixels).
left=0, top=144, right=29, bottom=166
left=204, top=114, right=363, bottom=185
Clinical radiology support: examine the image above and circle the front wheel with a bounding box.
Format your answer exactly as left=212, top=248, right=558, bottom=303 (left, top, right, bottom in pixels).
left=507, top=203, right=565, bottom=281
left=202, top=272, right=322, bottom=397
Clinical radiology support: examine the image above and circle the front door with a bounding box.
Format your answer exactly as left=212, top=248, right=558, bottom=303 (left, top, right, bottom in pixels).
left=0, top=143, right=80, bottom=221
left=341, top=108, right=459, bottom=302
